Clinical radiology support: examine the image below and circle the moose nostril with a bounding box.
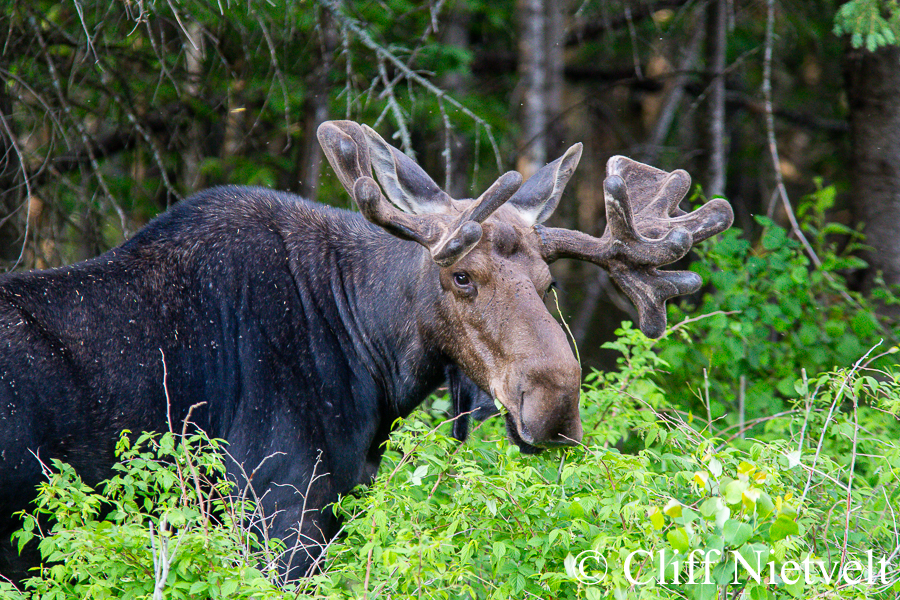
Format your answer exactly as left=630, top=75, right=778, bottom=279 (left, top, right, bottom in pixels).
left=518, top=422, right=535, bottom=444
left=518, top=392, right=583, bottom=448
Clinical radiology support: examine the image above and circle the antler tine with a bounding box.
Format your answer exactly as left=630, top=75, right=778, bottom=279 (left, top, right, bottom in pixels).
left=318, top=120, right=524, bottom=267
left=538, top=157, right=734, bottom=338
left=317, top=120, right=371, bottom=193
left=430, top=170, right=523, bottom=266
left=318, top=120, right=442, bottom=248
left=461, top=171, right=524, bottom=224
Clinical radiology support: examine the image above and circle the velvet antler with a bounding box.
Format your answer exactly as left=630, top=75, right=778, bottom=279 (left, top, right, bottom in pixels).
left=538, top=156, right=734, bottom=338
left=317, top=120, right=522, bottom=267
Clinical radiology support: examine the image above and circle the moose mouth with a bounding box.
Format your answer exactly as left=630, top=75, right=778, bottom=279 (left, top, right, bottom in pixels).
left=504, top=412, right=542, bottom=455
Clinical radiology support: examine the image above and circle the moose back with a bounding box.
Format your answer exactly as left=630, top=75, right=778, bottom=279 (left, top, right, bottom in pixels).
left=0, top=120, right=733, bottom=581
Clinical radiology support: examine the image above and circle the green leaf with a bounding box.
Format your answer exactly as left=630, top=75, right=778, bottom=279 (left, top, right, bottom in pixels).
left=667, top=527, right=690, bottom=553
left=755, top=492, right=775, bottom=520
left=220, top=579, right=239, bottom=596
left=724, top=479, right=747, bottom=505
left=189, top=580, right=209, bottom=595
left=493, top=541, right=508, bottom=562
left=700, top=498, right=722, bottom=519
left=769, top=514, right=799, bottom=541
left=734, top=544, right=770, bottom=579
left=564, top=553, right=577, bottom=579
left=723, top=519, right=752, bottom=547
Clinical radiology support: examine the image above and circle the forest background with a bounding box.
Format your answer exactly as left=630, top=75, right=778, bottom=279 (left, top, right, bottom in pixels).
left=2, top=1, right=900, bottom=599
left=4, top=0, right=900, bottom=369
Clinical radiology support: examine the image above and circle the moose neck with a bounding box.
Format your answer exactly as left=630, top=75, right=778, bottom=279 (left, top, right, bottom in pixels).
left=287, top=215, right=450, bottom=422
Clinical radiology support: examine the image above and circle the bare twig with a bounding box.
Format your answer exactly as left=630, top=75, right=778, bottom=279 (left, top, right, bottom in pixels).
left=314, top=0, right=504, bottom=172
left=707, top=0, right=727, bottom=197
left=641, top=15, right=704, bottom=164
left=161, top=349, right=172, bottom=433
left=378, top=59, right=413, bottom=156
left=180, top=401, right=210, bottom=532
left=841, top=385, right=860, bottom=565
left=799, top=342, right=882, bottom=506
left=666, top=310, right=741, bottom=335
left=361, top=513, right=377, bottom=600
left=281, top=451, right=330, bottom=584
left=165, top=0, right=198, bottom=50
left=760, top=0, right=859, bottom=309
left=624, top=4, right=643, bottom=80
left=0, top=110, right=34, bottom=270
left=72, top=0, right=99, bottom=64
left=250, top=6, right=292, bottom=151
left=149, top=520, right=169, bottom=600
left=30, top=13, right=127, bottom=235
left=714, top=409, right=802, bottom=447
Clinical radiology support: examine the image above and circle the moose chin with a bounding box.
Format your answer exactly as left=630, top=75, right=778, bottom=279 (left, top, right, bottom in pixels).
left=0, top=119, right=732, bottom=582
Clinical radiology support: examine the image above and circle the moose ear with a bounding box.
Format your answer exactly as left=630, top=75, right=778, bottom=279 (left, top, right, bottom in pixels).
left=508, top=143, right=583, bottom=225
left=361, top=125, right=452, bottom=214
left=446, top=366, right=498, bottom=442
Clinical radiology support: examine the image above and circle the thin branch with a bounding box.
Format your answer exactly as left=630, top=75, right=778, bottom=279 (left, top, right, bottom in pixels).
left=762, top=0, right=815, bottom=261
left=841, top=385, right=860, bottom=565
left=799, top=342, right=882, bottom=506
left=707, top=0, right=727, bottom=197
left=666, top=309, right=741, bottom=335
left=624, top=4, right=643, bottom=80
left=314, top=0, right=504, bottom=173
left=761, top=0, right=859, bottom=310
left=0, top=110, right=33, bottom=270
left=30, top=13, right=127, bottom=235
left=165, top=0, right=199, bottom=50
left=641, top=15, right=704, bottom=164
left=73, top=0, right=100, bottom=65
left=101, top=66, right=181, bottom=209
left=439, top=99, right=452, bottom=191
left=250, top=6, right=292, bottom=151
left=378, top=58, right=413, bottom=156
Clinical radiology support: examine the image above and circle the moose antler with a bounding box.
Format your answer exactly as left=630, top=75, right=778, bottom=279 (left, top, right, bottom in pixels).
left=538, top=156, right=734, bottom=338
left=317, top=120, right=522, bottom=267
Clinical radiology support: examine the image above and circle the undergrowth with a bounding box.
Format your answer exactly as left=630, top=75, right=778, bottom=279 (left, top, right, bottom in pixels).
left=1, top=320, right=898, bottom=599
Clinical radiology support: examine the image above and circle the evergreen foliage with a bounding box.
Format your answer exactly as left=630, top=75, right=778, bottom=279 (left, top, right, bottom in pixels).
left=835, top=0, right=900, bottom=51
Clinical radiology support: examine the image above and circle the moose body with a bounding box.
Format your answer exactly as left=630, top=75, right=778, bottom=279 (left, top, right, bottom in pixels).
left=0, top=120, right=733, bottom=582
left=0, top=187, right=458, bottom=579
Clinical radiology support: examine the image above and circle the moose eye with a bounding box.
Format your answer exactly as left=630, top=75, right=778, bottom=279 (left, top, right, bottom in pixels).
left=453, top=272, right=471, bottom=287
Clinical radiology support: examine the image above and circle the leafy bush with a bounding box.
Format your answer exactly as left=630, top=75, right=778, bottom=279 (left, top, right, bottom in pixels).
left=3, top=327, right=899, bottom=599
left=2, top=430, right=290, bottom=599
left=657, top=189, right=897, bottom=429
left=322, top=327, right=900, bottom=599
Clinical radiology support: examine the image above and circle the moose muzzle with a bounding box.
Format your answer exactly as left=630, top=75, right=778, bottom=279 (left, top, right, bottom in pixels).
left=514, top=357, right=583, bottom=449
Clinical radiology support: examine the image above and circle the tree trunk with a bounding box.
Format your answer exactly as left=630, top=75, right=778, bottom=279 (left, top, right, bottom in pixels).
left=299, top=7, right=338, bottom=202
left=516, top=0, right=564, bottom=179
left=705, top=0, right=727, bottom=197
left=442, top=0, right=473, bottom=199
left=0, top=86, right=24, bottom=265
left=183, top=22, right=205, bottom=194
left=844, top=44, right=900, bottom=315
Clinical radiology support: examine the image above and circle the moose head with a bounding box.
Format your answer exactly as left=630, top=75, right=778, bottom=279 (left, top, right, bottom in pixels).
left=317, top=120, right=733, bottom=452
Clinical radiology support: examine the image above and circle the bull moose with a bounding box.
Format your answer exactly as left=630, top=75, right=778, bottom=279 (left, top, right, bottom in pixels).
left=0, top=119, right=733, bottom=581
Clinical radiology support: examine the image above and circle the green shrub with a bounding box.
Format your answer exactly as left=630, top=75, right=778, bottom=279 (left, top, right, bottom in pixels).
left=3, top=430, right=290, bottom=599
left=321, top=327, right=900, bottom=599
left=657, top=192, right=897, bottom=430
left=3, top=327, right=899, bottom=599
